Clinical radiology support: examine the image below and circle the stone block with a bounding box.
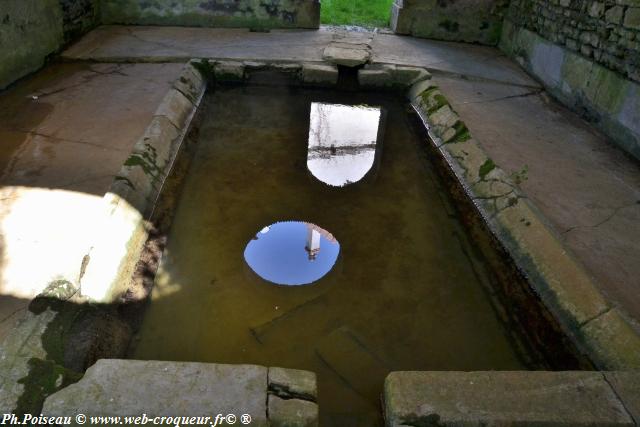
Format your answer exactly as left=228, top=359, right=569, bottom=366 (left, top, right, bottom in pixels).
left=268, top=395, right=318, bottom=427
left=172, top=63, right=205, bottom=104
left=605, top=6, right=624, bottom=24
left=580, top=309, right=640, bottom=370
left=323, top=44, right=370, bottom=67
left=429, top=105, right=459, bottom=129
left=406, top=79, right=438, bottom=102
left=268, top=367, right=317, bottom=401
left=301, top=63, right=338, bottom=86
left=624, top=7, right=640, bottom=29
left=155, top=88, right=194, bottom=130
left=604, top=371, right=640, bottom=423
left=384, top=371, right=634, bottom=426
left=358, top=66, right=395, bottom=88
left=43, top=360, right=269, bottom=425
left=213, top=61, right=245, bottom=81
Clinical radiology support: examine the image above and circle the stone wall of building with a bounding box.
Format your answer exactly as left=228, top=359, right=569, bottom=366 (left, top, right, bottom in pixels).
left=500, top=1, right=640, bottom=160
left=390, top=0, right=510, bottom=45
left=100, top=0, right=321, bottom=30
left=505, top=0, right=640, bottom=83
left=0, top=0, right=99, bottom=90
left=61, top=0, right=101, bottom=43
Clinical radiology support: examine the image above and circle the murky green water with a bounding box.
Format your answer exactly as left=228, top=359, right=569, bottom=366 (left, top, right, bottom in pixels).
left=133, top=84, right=529, bottom=426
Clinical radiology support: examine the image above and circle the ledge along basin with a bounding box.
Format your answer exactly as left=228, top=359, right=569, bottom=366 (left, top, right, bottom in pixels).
left=130, top=82, right=540, bottom=426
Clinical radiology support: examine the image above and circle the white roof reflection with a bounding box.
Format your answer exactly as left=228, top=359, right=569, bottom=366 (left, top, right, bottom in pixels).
left=307, top=102, right=382, bottom=187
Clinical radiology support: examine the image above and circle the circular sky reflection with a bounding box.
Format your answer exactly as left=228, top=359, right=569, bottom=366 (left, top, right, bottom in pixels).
left=244, top=221, right=340, bottom=286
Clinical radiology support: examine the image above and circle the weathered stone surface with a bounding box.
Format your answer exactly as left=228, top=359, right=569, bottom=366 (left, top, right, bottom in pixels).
left=500, top=23, right=640, bottom=162
left=604, top=371, right=640, bottom=424
left=155, top=88, right=195, bottom=130
left=407, top=79, right=438, bottom=102
left=384, top=371, right=634, bottom=426
left=504, top=0, right=640, bottom=85
left=390, top=0, right=507, bottom=45
left=0, top=308, right=59, bottom=412
left=301, top=63, right=338, bottom=86
left=43, top=360, right=269, bottom=425
left=323, top=44, right=370, bottom=67
left=213, top=60, right=246, bottom=81
left=358, top=66, right=395, bottom=87
left=359, top=64, right=431, bottom=88
left=429, top=105, right=459, bottom=128
left=173, top=63, right=205, bottom=104
left=580, top=309, right=640, bottom=370
left=268, top=367, right=317, bottom=401
left=268, top=395, right=318, bottom=427
left=100, top=0, right=321, bottom=29
left=0, top=0, right=64, bottom=90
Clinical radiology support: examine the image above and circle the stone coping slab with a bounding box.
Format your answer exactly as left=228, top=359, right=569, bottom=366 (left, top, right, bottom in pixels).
left=43, top=360, right=318, bottom=426
left=384, top=371, right=638, bottom=426
left=401, top=71, right=640, bottom=370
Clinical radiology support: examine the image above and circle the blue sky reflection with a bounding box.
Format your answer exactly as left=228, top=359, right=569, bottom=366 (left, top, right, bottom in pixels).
left=244, top=221, right=340, bottom=286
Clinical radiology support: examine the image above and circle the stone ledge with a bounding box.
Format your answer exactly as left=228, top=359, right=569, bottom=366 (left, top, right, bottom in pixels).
left=81, top=62, right=207, bottom=304
left=42, top=360, right=318, bottom=427
left=384, top=371, right=637, bottom=427
left=407, top=78, right=640, bottom=370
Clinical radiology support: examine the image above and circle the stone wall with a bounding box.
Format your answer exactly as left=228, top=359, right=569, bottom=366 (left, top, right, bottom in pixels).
left=391, top=0, right=510, bottom=45
left=100, top=0, right=321, bottom=29
left=61, top=0, right=101, bottom=43
left=0, top=0, right=99, bottom=90
left=500, top=1, right=640, bottom=160
left=505, top=0, right=640, bottom=83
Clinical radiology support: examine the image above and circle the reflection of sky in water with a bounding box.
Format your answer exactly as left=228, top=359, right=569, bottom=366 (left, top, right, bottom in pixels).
left=307, top=103, right=382, bottom=187
left=244, top=221, right=340, bottom=286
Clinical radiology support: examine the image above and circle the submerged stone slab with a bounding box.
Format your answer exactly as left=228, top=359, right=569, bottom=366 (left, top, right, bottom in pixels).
left=384, top=371, right=635, bottom=426
left=43, top=360, right=269, bottom=424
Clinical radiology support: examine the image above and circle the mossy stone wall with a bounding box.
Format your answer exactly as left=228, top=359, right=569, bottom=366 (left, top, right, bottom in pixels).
left=0, top=0, right=99, bottom=90
left=500, top=20, right=640, bottom=160
left=390, top=0, right=510, bottom=45
left=505, top=0, right=640, bottom=84
left=100, top=0, right=321, bottom=29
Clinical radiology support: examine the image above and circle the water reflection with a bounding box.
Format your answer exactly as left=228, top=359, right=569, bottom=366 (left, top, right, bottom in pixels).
left=244, top=221, right=340, bottom=286
left=307, top=102, right=383, bottom=187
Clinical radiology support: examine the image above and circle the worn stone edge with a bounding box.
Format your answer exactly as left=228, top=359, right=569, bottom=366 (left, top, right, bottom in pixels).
left=405, top=79, right=640, bottom=370
left=80, top=61, right=206, bottom=304
left=383, top=371, right=639, bottom=427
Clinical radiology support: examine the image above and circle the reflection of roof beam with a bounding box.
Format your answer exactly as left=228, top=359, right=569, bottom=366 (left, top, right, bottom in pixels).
left=303, top=222, right=338, bottom=243
left=308, top=144, right=377, bottom=159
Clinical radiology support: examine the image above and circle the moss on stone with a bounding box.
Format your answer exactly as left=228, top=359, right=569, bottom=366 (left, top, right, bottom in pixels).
left=15, top=358, right=82, bottom=415
left=479, top=158, right=496, bottom=180
left=449, top=120, right=471, bottom=143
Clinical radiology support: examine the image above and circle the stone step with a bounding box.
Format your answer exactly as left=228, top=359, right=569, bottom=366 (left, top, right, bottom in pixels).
left=384, top=371, right=640, bottom=426
left=42, top=359, right=318, bottom=427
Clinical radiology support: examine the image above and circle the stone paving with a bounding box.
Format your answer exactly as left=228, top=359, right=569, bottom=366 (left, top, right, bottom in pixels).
left=0, top=62, right=183, bottom=340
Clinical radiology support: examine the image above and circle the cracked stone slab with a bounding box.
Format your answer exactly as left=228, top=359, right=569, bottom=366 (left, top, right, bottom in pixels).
left=323, top=44, right=371, bottom=67
left=43, top=360, right=269, bottom=425
left=384, top=371, right=635, bottom=427
left=268, top=367, right=317, bottom=401
left=268, top=395, right=318, bottom=427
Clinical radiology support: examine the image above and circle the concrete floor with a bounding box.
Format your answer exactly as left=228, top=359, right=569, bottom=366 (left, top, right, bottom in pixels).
left=0, top=62, right=183, bottom=338
left=1, top=25, right=639, bottom=338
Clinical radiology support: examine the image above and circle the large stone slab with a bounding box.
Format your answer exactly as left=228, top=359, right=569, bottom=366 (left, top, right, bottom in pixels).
left=323, top=44, right=370, bottom=67
left=43, top=360, right=269, bottom=424
left=384, top=371, right=635, bottom=426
